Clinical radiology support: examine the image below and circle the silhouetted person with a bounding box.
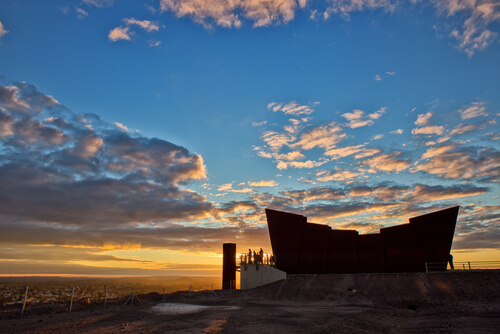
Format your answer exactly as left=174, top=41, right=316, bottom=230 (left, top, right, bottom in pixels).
left=449, top=254, right=454, bottom=270
left=259, top=248, right=264, bottom=264
left=248, top=249, right=252, bottom=264
left=253, top=250, right=257, bottom=265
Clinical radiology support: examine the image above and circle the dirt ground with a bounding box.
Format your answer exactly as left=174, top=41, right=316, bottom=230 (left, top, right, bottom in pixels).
left=1, top=270, right=499, bottom=333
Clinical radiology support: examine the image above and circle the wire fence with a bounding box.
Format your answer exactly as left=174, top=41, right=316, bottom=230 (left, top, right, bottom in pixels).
left=453, top=261, right=500, bottom=270
left=1, top=282, right=225, bottom=319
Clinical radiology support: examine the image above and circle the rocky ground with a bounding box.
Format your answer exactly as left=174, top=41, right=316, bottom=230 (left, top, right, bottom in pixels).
left=1, top=270, right=499, bottom=333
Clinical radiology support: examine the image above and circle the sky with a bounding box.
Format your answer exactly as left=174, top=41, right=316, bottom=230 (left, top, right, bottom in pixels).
left=0, top=0, right=499, bottom=277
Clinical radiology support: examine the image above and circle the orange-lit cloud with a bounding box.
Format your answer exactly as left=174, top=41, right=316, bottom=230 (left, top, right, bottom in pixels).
left=413, top=143, right=499, bottom=181
left=160, top=0, right=304, bottom=29
left=342, top=107, right=386, bottom=129
left=293, top=123, right=345, bottom=150
left=458, top=101, right=489, bottom=119
left=108, top=26, right=133, bottom=41
left=360, top=152, right=411, bottom=173
left=248, top=180, right=278, bottom=187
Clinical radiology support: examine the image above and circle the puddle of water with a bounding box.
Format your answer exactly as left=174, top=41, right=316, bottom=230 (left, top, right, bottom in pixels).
left=151, top=303, right=239, bottom=315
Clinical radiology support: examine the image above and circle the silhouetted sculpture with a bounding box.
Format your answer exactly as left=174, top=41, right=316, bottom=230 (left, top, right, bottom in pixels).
left=266, top=206, right=459, bottom=274
left=222, top=243, right=236, bottom=290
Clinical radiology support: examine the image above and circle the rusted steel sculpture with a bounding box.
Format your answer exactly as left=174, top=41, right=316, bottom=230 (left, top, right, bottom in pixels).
left=266, top=206, right=459, bottom=274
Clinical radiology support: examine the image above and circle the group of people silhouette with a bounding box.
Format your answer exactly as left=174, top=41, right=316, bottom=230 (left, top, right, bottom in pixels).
left=241, top=248, right=276, bottom=266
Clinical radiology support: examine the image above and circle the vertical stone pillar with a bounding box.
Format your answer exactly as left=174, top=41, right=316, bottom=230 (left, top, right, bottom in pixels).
left=222, top=243, right=236, bottom=290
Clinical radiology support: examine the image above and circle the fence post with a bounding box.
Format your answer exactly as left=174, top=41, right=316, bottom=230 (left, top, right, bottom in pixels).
left=463, top=264, right=465, bottom=270
left=21, top=286, right=28, bottom=319
left=468, top=261, right=471, bottom=270
left=104, top=286, right=108, bottom=308
left=69, top=287, right=75, bottom=312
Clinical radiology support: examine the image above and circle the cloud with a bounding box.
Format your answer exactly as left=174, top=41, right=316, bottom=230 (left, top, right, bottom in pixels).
left=206, top=180, right=495, bottom=252
left=434, top=0, right=500, bottom=56
left=293, top=122, right=345, bottom=150
left=148, top=40, right=162, bottom=47
left=76, top=7, right=89, bottom=19
left=354, top=147, right=381, bottom=159
left=322, top=1, right=499, bottom=56
left=390, top=129, right=403, bottom=134
left=241, top=0, right=300, bottom=27
left=372, top=134, right=384, bottom=140
left=114, top=122, right=129, bottom=131
left=413, top=143, right=500, bottom=182
left=411, top=112, right=445, bottom=135
left=321, top=1, right=500, bottom=56
left=218, top=183, right=233, bottom=191
left=411, top=125, right=445, bottom=135
left=316, top=169, right=360, bottom=182
left=0, top=81, right=210, bottom=233
left=262, top=130, right=295, bottom=150
left=268, top=101, right=317, bottom=116
left=453, top=205, right=500, bottom=250
left=252, top=120, right=267, bottom=126
left=324, top=144, right=365, bottom=159
left=419, top=143, right=455, bottom=160
left=232, top=187, right=254, bottom=193
left=360, top=152, right=411, bottom=173
left=458, top=101, right=489, bottom=120
left=0, top=83, right=59, bottom=114
left=160, top=0, right=242, bottom=28
left=374, top=71, right=396, bottom=81
left=243, top=179, right=494, bottom=252
left=410, top=184, right=488, bottom=201
left=124, top=18, right=161, bottom=32
left=342, top=107, right=386, bottom=128
left=277, top=159, right=329, bottom=170
left=109, top=18, right=162, bottom=42
left=449, top=123, right=480, bottom=136
left=275, top=151, right=305, bottom=161
left=82, top=0, right=115, bottom=7
left=324, top=0, right=397, bottom=19
left=282, top=187, right=347, bottom=204
left=0, top=219, right=270, bottom=254
left=248, top=180, right=278, bottom=187
left=108, top=26, right=133, bottom=41
left=414, top=111, right=432, bottom=126
left=215, top=182, right=254, bottom=194
left=159, top=0, right=304, bottom=29
left=310, top=9, right=319, bottom=20
left=151, top=1, right=499, bottom=56
left=348, top=184, right=409, bottom=201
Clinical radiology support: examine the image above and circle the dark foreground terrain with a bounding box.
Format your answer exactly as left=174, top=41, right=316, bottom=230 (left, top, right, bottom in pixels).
left=1, top=270, right=499, bottom=333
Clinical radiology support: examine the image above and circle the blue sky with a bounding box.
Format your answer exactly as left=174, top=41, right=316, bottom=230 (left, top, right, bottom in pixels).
left=0, top=0, right=499, bottom=276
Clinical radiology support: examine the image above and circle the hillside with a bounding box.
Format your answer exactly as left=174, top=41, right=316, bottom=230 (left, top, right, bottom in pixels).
left=1, top=270, right=499, bottom=333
